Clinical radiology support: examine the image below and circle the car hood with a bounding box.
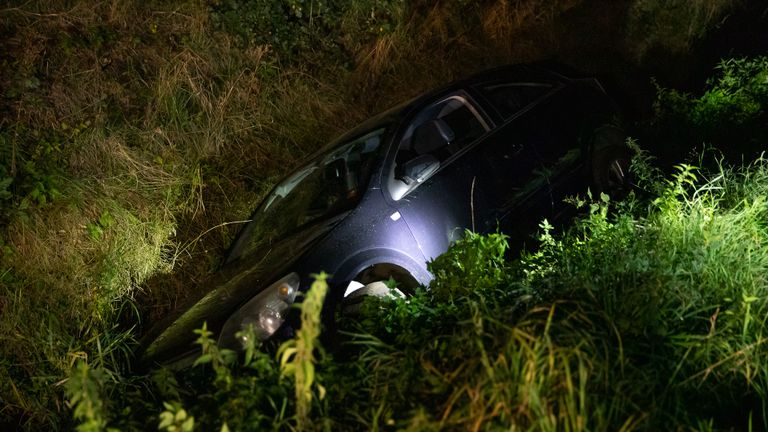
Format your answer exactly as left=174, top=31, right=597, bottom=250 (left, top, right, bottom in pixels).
left=139, top=212, right=348, bottom=364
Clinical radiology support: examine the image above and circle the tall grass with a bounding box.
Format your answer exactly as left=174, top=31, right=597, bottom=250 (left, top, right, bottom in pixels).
left=278, top=273, right=329, bottom=430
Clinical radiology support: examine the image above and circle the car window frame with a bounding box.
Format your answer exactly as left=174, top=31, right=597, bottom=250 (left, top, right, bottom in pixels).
left=383, top=89, right=494, bottom=201
left=472, top=80, right=564, bottom=124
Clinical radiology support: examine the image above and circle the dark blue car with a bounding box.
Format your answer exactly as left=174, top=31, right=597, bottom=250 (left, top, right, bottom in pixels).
left=141, top=62, right=631, bottom=365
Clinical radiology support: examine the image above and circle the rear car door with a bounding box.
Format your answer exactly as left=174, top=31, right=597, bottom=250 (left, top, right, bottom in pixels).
left=469, top=81, right=590, bottom=246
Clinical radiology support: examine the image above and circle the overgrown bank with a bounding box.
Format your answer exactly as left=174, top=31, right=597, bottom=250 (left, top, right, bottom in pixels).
left=66, top=156, right=768, bottom=431
left=0, top=0, right=763, bottom=430
left=64, top=55, right=768, bottom=430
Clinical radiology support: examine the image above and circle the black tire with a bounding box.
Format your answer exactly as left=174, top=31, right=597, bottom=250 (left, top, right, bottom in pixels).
left=588, top=125, right=632, bottom=199
left=592, top=145, right=632, bottom=199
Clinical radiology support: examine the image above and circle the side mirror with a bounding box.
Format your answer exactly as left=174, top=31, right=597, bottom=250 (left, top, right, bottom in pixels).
left=401, top=154, right=440, bottom=185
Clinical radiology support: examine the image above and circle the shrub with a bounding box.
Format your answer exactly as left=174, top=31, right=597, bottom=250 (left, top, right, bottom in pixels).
left=650, top=56, right=768, bottom=164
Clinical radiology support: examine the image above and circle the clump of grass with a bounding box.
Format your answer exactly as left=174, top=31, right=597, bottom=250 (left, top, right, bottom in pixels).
left=532, top=160, right=768, bottom=428
left=480, top=0, right=582, bottom=51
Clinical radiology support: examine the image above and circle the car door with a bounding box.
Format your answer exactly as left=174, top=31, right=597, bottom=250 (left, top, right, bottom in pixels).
left=468, top=81, right=573, bottom=246
left=384, top=92, right=492, bottom=262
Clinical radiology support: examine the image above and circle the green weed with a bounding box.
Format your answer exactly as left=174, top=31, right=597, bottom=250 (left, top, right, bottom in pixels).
left=278, top=273, right=329, bottom=430
left=428, top=231, right=510, bottom=302
left=65, top=361, right=109, bottom=432
left=158, top=401, right=195, bottom=432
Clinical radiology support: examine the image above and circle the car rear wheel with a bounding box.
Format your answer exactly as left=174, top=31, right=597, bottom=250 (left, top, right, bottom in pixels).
left=589, top=125, right=632, bottom=199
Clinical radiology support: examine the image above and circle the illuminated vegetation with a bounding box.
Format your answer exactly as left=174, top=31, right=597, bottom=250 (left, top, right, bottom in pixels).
left=0, top=0, right=765, bottom=430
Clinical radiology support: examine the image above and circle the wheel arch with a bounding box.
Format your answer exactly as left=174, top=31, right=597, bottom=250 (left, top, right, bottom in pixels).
left=331, top=247, right=432, bottom=292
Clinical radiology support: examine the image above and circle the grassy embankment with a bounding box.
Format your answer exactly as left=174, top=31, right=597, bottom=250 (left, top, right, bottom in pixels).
left=141, top=54, right=768, bottom=431
left=0, top=0, right=755, bottom=430
left=74, top=54, right=768, bottom=430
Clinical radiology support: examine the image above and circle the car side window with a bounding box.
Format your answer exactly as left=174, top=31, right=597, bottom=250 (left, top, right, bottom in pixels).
left=398, top=95, right=486, bottom=163
left=389, top=94, right=488, bottom=200
left=479, top=82, right=553, bottom=119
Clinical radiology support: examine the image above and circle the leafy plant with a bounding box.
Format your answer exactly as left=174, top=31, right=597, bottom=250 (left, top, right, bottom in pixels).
left=158, top=402, right=195, bottom=432
left=86, top=210, right=115, bottom=240
left=427, top=230, right=510, bottom=302
left=65, top=361, right=109, bottom=432
left=278, top=272, right=329, bottom=430
left=650, top=56, right=768, bottom=164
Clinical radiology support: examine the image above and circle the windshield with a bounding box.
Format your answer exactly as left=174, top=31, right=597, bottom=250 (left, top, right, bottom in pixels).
left=228, top=128, right=386, bottom=261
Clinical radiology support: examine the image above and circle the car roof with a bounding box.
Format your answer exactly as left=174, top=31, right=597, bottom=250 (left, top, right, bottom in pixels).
left=270, top=61, right=581, bottom=197
left=332, top=61, right=575, bottom=145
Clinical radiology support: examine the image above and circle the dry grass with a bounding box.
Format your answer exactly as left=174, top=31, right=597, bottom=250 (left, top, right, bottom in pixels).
left=481, top=0, right=582, bottom=47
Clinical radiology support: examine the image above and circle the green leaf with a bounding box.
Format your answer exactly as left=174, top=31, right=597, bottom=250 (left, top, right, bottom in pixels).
left=181, top=416, right=195, bottom=432
left=158, top=412, right=174, bottom=429
left=193, top=354, right=212, bottom=366
left=98, top=210, right=114, bottom=228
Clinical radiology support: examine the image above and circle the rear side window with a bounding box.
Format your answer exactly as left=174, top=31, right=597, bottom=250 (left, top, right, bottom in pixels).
left=479, top=82, right=553, bottom=119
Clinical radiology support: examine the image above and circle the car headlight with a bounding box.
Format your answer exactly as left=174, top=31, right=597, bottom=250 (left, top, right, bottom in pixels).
left=218, top=272, right=300, bottom=350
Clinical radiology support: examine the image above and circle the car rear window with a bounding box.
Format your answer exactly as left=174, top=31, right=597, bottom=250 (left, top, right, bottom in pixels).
left=479, top=82, right=553, bottom=119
